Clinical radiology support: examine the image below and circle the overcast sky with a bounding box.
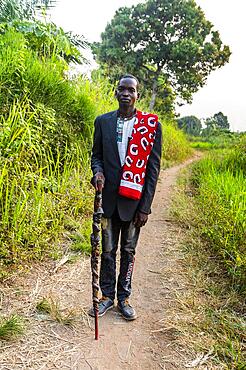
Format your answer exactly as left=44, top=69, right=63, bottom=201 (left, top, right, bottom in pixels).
left=50, top=0, right=246, bottom=132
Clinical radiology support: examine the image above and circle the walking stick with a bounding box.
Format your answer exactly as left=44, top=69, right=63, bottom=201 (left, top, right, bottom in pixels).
left=90, top=180, right=103, bottom=340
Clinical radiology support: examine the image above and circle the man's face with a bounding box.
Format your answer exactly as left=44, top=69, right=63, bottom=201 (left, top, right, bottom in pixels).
left=115, top=78, right=138, bottom=109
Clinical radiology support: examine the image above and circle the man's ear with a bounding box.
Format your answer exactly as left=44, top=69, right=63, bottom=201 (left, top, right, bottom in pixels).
left=137, top=92, right=140, bottom=100
left=114, top=89, right=118, bottom=98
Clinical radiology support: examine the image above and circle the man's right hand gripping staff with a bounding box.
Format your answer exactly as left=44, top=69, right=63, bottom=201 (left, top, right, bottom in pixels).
left=91, top=172, right=105, bottom=192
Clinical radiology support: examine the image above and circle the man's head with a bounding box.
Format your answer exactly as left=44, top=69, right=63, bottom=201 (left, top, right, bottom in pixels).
left=115, top=74, right=140, bottom=111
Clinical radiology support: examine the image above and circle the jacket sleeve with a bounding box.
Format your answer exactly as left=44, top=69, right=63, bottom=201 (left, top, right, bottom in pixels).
left=91, top=117, right=104, bottom=176
left=137, top=122, right=162, bottom=214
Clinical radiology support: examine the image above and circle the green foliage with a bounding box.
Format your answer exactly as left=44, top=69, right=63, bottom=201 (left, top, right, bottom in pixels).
left=202, top=111, right=231, bottom=138
left=189, top=130, right=242, bottom=150
left=93, top=0, right=231, bottom=109
left=171, top=147, right=246, bottom=368
left=189, top=141, right=214, bottom=150
left=190, top=138, right=246, bottom=289
left=213, top=112, right=230, bottom=129
left=178, top=115, right=202, bottom=136
left=0, top=315, right=24, bottom=340
left=70, top=218, right=92, bottom=255
left=140, top=80, right=176, bottom=120
left=222, top=137, right=246, bottom=175
left=36, top=297, right=51, bottom=314
left=0, top=0, right=56, bottom=22
left=0, top=28, right=89, bottom=134
left=161, top=121, right=193, bottom=167
left=0, top=28, right=94, bottom=273
left=0, top=20, right=88, bottom=64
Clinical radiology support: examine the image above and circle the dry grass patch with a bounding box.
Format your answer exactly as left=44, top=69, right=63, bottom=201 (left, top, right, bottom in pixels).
left=36, top=294, right=84, bottom=326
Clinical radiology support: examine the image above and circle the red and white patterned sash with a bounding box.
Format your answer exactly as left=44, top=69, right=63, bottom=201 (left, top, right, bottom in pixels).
left=118, top=110, right=158, bottom=200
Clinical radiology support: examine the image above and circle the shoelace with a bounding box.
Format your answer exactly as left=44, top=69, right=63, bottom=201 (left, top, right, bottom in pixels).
left=100, top=296, right=110, bottom=303
left=123, top=299, right=132, bottom=307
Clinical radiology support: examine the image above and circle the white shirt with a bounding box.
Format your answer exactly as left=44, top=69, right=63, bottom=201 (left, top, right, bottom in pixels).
left=117, top=116, right=136, bottom=166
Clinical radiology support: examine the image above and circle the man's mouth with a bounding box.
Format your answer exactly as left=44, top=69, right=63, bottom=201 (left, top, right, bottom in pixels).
left=120, top=98, right=130, bottom=103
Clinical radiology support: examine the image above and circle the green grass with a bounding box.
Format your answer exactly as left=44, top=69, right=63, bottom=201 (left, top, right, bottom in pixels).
left=0, top=315, right=25, bottom=340
left=161, top=122, right=193, bottom=167
left=190, top=141, right=214, bottom=150
left=188, top=132, right=242, bottom=151
left=170, top=163, right=246, bottom=369
left=187, top=140, right=246, bottom=289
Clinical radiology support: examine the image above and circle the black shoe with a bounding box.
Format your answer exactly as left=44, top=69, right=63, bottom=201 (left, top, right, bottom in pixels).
left=117, top=299, right=137, bottom=321
left=88, top=296, right=114, bottom=317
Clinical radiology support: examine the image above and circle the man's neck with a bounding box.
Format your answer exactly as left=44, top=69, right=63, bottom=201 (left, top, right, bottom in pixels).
left=118, top=106, right=136, bottom=119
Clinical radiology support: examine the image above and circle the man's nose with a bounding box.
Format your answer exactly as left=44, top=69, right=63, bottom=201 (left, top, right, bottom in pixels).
left=122, top=89, right=129, bottom=96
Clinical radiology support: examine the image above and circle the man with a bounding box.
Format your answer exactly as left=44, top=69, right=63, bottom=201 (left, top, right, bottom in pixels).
left=90, top=74, right=162, bottom=320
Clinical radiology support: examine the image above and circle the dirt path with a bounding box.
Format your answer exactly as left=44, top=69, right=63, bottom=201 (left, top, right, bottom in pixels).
left=0, top=156, right=200, bottom=370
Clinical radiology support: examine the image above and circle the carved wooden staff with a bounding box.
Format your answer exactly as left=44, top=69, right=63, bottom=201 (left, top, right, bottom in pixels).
left=90, top=181, right=103, bottom=340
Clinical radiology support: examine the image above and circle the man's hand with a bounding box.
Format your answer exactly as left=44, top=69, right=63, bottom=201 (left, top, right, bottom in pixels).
left=134, top=211, right=148, bottom=228
left=91, top=172, right=105, bottom=192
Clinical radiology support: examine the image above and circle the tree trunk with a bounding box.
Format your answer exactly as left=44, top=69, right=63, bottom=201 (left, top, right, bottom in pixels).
left=149, top=78, right=158, bottom=111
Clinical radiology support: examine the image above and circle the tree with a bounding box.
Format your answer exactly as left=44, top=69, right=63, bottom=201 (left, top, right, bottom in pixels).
left=213, top=112, right=230, bottom=130
left=177, top=115, right=202, bottom=136
left=93, top=0, right=231, bottom=110
left=204, top=112, right=230, bottom=132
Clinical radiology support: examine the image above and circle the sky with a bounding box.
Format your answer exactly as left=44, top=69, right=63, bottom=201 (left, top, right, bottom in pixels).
left=49, top=0, right=246, bottom=132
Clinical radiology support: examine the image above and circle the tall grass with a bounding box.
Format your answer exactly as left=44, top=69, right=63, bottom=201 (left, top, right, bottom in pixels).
left=161, top=122, right=193, bottom=167
left=188, top=137, right=246, bottom=290
left=170, top=138, right=246, bottom=368
left=0, top=99, right=93, bottom=273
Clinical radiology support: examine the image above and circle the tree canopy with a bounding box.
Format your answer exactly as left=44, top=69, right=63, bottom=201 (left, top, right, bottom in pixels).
left=93, top=0, right=231, bottom=110
left=203, top=112, right=230, bottom=135
left=177, top=115, right=202, bottom=136
left=211, top=112, right=230, bottom=130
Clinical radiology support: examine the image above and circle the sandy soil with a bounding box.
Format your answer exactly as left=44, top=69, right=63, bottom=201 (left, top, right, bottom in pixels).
left=0, top=156, right=201, bottom=370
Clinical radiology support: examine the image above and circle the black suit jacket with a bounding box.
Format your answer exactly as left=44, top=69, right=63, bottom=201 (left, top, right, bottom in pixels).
left=91, top=110, right=162, bottom=221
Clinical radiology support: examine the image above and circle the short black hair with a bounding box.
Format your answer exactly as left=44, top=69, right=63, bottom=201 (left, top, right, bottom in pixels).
left=118, top=74, right=139, bottom=89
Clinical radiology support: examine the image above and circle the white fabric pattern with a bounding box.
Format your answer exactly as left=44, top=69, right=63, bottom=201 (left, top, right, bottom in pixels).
left=117, top=116, right=136, bottom=166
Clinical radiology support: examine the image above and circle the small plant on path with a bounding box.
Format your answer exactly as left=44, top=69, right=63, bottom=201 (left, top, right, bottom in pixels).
left=0, top=315, right=25, bottom=340
left=36, top=296, right=77, bottom=326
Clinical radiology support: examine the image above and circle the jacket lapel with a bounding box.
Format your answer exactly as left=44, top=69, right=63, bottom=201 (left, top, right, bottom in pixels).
left=108, top=110, right=121, bottom=167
